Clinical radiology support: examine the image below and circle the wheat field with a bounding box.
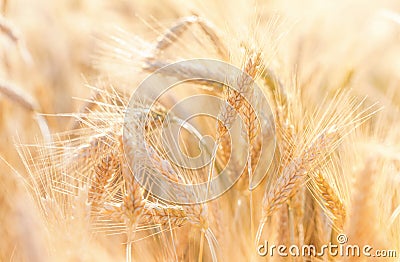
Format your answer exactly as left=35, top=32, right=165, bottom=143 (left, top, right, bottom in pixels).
left=1, top=0, right=400, bottom=261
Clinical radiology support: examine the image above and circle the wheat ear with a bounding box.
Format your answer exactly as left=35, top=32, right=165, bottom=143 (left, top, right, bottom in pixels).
left=313, top=172, right=346, bottom=230
left=88, top=151, right=121, bottom=213
left=261, top=128, right=338, bottom=223
left=141, top=201, right=188, bottom=227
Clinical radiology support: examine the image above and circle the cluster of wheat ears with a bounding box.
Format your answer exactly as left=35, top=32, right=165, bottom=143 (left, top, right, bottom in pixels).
left=1, top=0, right=400, bottom=261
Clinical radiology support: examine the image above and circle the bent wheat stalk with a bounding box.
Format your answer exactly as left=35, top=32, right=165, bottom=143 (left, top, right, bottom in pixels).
left=151, top=15, right=228, bottom=60
left=0, top=81, right=50, bottom=142
left=0, top=14, right=32, bottom=64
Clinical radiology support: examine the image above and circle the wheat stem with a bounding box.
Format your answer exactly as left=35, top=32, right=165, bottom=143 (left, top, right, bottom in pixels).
left=198, top=230, right=205, bottom=262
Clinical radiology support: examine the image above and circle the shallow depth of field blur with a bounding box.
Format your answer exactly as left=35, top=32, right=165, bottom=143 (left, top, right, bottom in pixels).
left=1, top=0, right=400, bottom=261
